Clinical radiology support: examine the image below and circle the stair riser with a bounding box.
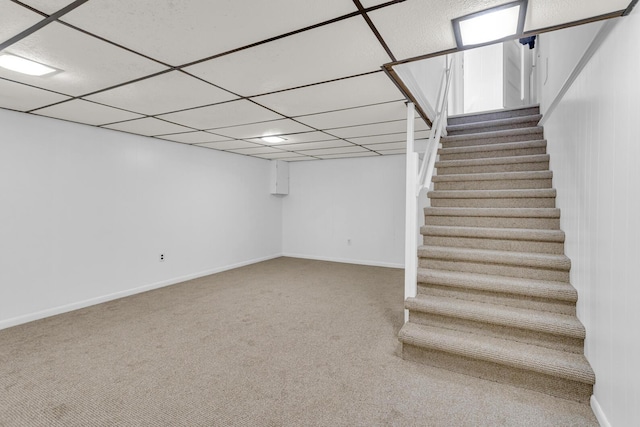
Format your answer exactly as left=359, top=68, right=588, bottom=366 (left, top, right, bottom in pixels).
left=447, top=120, right=541, bottom=136
left=424, top=216, right=560, bottom=230
left=422, top=235, right=564, bottom=254
left=418, top=258, right=570, bottom=282
left=448, top=107, right=540, bottom=126
left=401, top=344, right=592, bottom=403
left=430, top=198, right=556, bottom=208
left=439, top=146, right=546, bottom=161
left=434, top=179, right=552, bottom=191
left=409, top=311, right=584, bottom=354
left=442, top=131, right=544, bottom=148
left=436, top=161, right=549, bottom=175
left=418, top=284, right=576, bottom=316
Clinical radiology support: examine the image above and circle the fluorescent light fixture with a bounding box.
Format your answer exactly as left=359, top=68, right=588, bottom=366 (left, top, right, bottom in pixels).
left=452, top=0, right=528, bottom=49
left=261, top=136, right=286, bottom=144
left=0, top=54, right=58, bottom=76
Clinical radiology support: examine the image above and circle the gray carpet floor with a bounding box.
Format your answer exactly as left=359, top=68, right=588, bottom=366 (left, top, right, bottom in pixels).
left=0, top=257, right=598, bottom=426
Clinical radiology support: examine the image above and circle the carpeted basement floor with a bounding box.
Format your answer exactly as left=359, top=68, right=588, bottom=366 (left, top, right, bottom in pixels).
left=0, top=257, right=598, bottom=426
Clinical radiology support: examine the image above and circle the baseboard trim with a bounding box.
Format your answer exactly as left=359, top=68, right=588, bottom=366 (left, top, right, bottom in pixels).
left=0, top=254, right=282, bottom=331
left=282, top=253, right=403, bottom=269
left=591, top=395, right=611, bottom=427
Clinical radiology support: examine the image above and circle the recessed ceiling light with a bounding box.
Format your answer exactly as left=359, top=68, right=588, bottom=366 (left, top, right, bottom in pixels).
left=0, top=54, right=58, bottom=76
left=452, top=0, right=528, bottom=49
left=261, top=136, right=287, bottom=144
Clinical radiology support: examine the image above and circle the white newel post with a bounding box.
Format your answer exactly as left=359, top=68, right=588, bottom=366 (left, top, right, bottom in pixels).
left=404, top=102, right=418, bottom=323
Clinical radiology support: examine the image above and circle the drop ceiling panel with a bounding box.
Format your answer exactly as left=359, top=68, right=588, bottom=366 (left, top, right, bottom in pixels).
left=0, top=1, right=43, bottom=42
left=103, top=117, right=192, bottom=136
left=84, top=71, right=238, bottom=116
left=19, top=0, right=76, bottom=14
left=245, top=131, right=337, bottom=145
left=253, top=72, right=403, bottom=117
left=158, top=100, right=282, bottom=130
left=362, top=141, right=406, bottom=151
left=255, top=152, right=304, bottom=160
left=359, top=0, right=392, bottom=8
left=0, top=22, right=166, bottom=96
left=277, top=156, right=318, bottom=162
left=375, top=149, right=406, bottom=155
left=327, top=118, right=428, bottom=138
left=61, top=0, right=358, bottom=66
left=33, top=99, right=143, bottom=125
left=228, top=146, right=287, bottom=155
left=318, top=152, right=379, bottom=159
left=347, top=132, right=407, bottom=145
left=292, top=146, right=365, bottom=156
left=296, top=101, right=407, bottom=130
left=525, top=0, right=631, bottom=32
left=212, top=119, right=314, bottom=140
left=196, top=140, right=262, bottom=150
left=156, top=131, right=231, bottom=144
left=0, top=79, right=70, bottom=112
left=184, top=16, right=390, bottom=96
left=368, top=0, right=507, bottom=60
left=275, top=140, right=353, bottom=151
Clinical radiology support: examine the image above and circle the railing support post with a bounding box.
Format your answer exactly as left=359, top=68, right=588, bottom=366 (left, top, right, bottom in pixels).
left=404, top=102, right=418, bottom=323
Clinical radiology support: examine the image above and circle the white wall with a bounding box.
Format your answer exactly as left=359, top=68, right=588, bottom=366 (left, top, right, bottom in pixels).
left=539, top=12, right=640, bottom=427
left=394, top=55, right=447, bottom=119
left=282, top=155, right=405, bottom=268
left=0, top=109, right=282, bottom=329
left=537, top=20, right=604, bottom=115
left=463, top=43, right=503, bottom=113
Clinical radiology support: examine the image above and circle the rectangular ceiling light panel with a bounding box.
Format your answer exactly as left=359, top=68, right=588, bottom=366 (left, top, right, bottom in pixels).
left=452, top=0, right=528, bottom=49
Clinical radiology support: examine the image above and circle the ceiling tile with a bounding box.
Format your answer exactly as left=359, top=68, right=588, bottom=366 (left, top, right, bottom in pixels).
left=252, top=72, right=403, bottom=117
left=327, top=118, right=429, bottom=138
left=375, top=148, right=406, bottom=155
left=33, top=99, right=143, bottom=125
left=293, top=146, right=366, bottom=156
left=61, top=0, right=357, bottom=65
left=275, top=140, right=353, bottom=151
left=317, top=152, right=380, bottom=159
left=0, top=78, right=70, bottom=111
left=347, top=130, right=430, bottom=145
left=361, top=141, right=406, bottom=151
left=84, top=71, right=238, bottom=116
left=103, top=117, right=192, bottom=136
left=254, top=152, right=302, bottom=160
left=245, top=131, right=336, bottom=145
left=228, top=146, right=286, bottom=155
left=525, top=0, right=630, bottom=32
left=278, top=156, right=318, bottom=162
left=195, top=140, right=262, bottom=150
left=0, top=1, right=43, bottom=43
left=359, top=0, right=392, bottom=7
left=158, top=100, right=282, bottom=130
left=184, top=16, right=390, bottom=96
left=155, top=131, right=231, bottom=144
left=18, top=0, right=76, bottom=15
left=295, top=101, right=407, bottom=130
left=0, top=22, right=167, bottom=96
left=212, top=119, right=314, bottom=139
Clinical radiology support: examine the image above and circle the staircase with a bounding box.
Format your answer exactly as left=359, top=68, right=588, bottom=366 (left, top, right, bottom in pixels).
left=398, top=105, right=595, bottom=403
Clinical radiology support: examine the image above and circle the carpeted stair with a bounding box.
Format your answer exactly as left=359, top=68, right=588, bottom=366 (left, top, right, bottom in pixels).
left=398, top=105, right=595, bottom=403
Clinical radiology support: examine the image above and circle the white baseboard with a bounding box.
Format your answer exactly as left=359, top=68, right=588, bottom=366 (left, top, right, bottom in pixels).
left=0, top=254, right=282, bottom=331
left=591, top=395, right=611, bottom=427
left=282, top=253, right=403, bottom=269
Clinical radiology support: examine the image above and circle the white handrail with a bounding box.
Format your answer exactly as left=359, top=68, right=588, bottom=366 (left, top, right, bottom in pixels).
left=404, top=55, right=455, bottom=324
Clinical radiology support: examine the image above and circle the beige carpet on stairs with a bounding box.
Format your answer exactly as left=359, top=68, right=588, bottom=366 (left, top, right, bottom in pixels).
left=0, top=257, right=597, bottom=426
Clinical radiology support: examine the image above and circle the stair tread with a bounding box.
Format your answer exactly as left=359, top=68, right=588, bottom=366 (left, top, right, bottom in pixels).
left=442, top=127, right=543, bottom=143
left=438, top=139, right=546, bottom=155
left=418, top=268, right=577, bottom=302
left=421, top=225, right=565, bottom=242
left=448, top=105, right=540, bottom=122
left=424, top=207, right=560, bottom=218
left=406, top=295, right=584, bottom=338
left=432, top=171, right=552, bottom=182
left=428, top=188, right=556, bottom=199
left=446, top=114, right=542, bottom=133
left=436, top=154, right=549, bottom=168
left=398, top=323, right=595, bottom=384
left=418, top=245, right=571, bottom=271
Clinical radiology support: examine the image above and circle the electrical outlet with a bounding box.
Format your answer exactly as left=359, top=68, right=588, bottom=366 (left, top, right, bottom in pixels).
left=160, top=253, right=165, bottom=262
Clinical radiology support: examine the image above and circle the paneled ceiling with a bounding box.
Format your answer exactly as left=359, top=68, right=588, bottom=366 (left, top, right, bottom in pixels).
left=0, top=0, right=633, bottom=161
